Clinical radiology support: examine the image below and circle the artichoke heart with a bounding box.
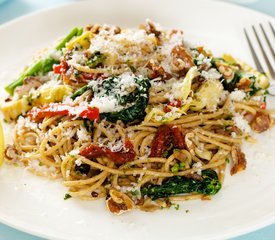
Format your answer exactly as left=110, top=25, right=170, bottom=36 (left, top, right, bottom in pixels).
left=1, top=85, right=72, bottom=122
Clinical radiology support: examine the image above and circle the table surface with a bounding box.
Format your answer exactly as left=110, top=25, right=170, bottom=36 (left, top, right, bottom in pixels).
left=0, top=0, right=275, bottom=239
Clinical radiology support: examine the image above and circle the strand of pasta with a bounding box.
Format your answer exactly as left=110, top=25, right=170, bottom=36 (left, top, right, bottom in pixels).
left=196, top=132, right=232, bottom=151
left=195, top=128, right=242, bottom=144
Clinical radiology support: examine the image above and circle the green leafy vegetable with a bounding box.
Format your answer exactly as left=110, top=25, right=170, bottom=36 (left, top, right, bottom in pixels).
left=141, top=169, right=222, bottom=200
left=86, top=51, right=106, bottom=68
left=70, top=75, right=151, bottom=123
left=75, top=163, right=90, bottom=175
left=221, top=70, right=242, bottom=92
left=5, top=27, right=82, bottom=95
left=248, top=76, right=259, bottom=96
left=100, top=76, right=151, bottom=123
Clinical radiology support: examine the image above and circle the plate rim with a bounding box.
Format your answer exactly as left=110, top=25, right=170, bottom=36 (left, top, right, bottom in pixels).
left=0, top=0, right=275, bottom=239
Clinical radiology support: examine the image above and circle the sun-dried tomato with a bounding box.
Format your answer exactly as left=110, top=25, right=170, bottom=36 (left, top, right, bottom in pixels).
left=149, top=125, right=185, bottom=157
left=80, top=139, right=135, bottom=164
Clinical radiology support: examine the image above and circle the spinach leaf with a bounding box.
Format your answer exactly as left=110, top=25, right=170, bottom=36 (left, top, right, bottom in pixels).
left=100, top=76, right=151, bottom=123
left=141, top=169, right=221, bottom=200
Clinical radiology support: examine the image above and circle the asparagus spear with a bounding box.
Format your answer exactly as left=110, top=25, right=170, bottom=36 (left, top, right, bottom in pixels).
left=70, top=85, right=89, bottom=100
left=5, top=27, right=82, bottom=95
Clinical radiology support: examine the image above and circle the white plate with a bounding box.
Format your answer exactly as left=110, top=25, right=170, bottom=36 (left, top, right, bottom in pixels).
left=0, top=0, right=275, bottom=239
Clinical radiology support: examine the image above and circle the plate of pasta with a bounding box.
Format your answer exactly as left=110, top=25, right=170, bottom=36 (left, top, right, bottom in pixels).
left=0, top=0, right=275, bottom=239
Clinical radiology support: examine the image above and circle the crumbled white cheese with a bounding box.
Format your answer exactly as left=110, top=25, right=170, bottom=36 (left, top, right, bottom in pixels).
left=75, top=158, right=82, bottom=166
left=107, top=140, right=123, bottom=152
left=162, top=107, right=182, bottom=119
left=233, top=113, right=251, bottom=133
left=67, top=52, right=86, bottom=66
left=69, top=149, right=80, bottom=156
left=64, top=127, right=75, bottom=138
left=38, top=79, right=62, bottom=91
left=89, top=95, right=120, bottom=113
left=113, top=72, right=138, bottom=96
left=201, top=68, right=222, bottom=80
left=229, top=90, right=246, bottom=102
left=27, top=160, right=54, bottom=175
left=89, top=72, right=139, bottom=113
left=231, top=132, right=237, bottom=138
left=77, top=126, right=90, bottom=142
left=251, top=95, right=264, bottom=102
left=89, top=27, right=156, bottom=68
left=16, top=116, right=39, bottom=134
left=66, top=170, right=71, bottom=177
left=219, top=90, right=229, bottom=104
left=193, top=162, right=203, bottom=175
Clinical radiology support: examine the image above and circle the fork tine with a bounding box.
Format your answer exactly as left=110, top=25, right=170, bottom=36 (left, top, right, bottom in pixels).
left=260, top=24, right=275, bottom=61
left=269, top=22, right=275, bottom=38
left=252, top=25, right=275, bottom=79
left=244, top=28, right=265, bottom=73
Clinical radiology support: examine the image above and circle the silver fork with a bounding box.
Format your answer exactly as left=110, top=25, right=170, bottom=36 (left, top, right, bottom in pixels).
left=244, top=22, right=275, bottom=95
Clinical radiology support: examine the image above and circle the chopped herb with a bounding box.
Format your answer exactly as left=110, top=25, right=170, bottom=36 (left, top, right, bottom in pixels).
left=223, top=125, right=230, bottom=131
left=26, top=93, right=33, bottom=105
left=83, top=119, right=94, bottom=132
left=130, top=189, right=140, bottom=196
left=263, top=89, right=268, bottom=102
left=86, top=51, right=106, bottom=68
left=171, top=164, right=179, bottom=173
left=129, top=65, right=136, bottom=73
left=64, top=193, right=72, bottom=200
left=179, top=162, right=185, bottom=170
left=162, top=143, right=173, bottom=158
left=225, top=157, right=230, bottom=164
left=224, top=114, right=233, bottom=120
left=171, top=162, right=185, bottom=173
left=75, top=163, right=90, bottom=175
left=172, top=203, right=180, bottom=210
left=248, top=76, right=259, bottom=96
left=163, top=150, right=169, bottom=158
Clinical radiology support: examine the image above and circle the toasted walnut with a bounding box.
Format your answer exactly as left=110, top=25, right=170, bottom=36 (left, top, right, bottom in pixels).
left=185, top=132, right=195, bottom=153
left=5, top=145, right=19, bottom=161
left=145, top=19, right=161, bottom=37
left=250, top=112, right=271, bottom=133
left=216, top=62, right=234, bottom=81
left=146, top=59, right=172, bottom=80
left=231, top=146, right=246, bottom=175
left=171, top=45, right=194, bottom=75
left=236, top=77, right=251, bottom=91
left=106, top=189, right=135, bottom=215
left=138, top=198, right=162, bottom=212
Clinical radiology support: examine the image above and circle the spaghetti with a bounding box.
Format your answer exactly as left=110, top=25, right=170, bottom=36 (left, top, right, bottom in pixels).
left=1, top=20, right=273, bottom=214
